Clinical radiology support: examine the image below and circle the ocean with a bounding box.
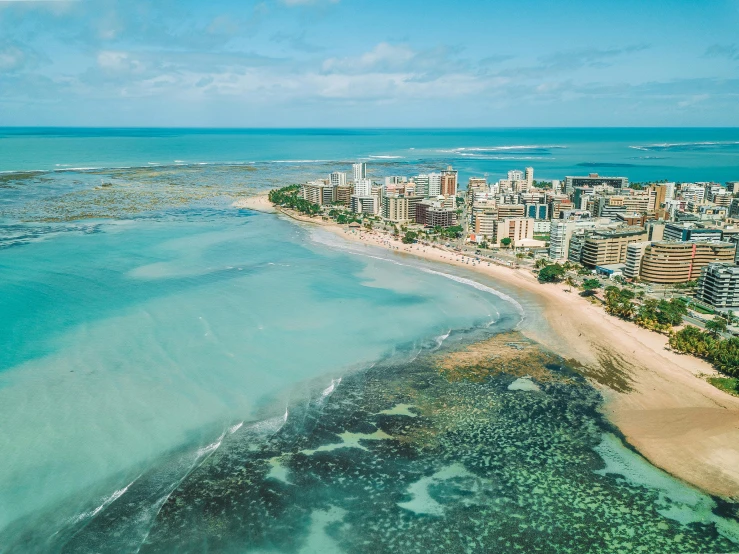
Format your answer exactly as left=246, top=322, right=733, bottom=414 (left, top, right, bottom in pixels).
left=1, top=128, right=738, bottom=552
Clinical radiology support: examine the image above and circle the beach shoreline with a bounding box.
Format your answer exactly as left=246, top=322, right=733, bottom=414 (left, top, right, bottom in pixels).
left=238, top=193, right=739, bottom=499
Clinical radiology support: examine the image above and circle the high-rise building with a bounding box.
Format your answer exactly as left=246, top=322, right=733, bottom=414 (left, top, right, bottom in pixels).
left=549, top=220, right=576, bottom=260
left=351, top=195, right=377, bottom=215
left=354, top=178, right=373, bottom=197
left=508, top=170, right=525, bottom=182
left=426, top=173, right=442, bottom=197
left=697, top=263, right=739, bottom=309
left=382, top=196, right=410, bottom=222
left=335, top=185, right=353, bottom=207
left=525, top=204, right=548, bottom=220
left=727, top=181, right=739, bottom=194
left=525, top=167, right=534, bottom=189
left=352, top=162, right=367, bottom=183
left=330, top=172, right=347, bottom=188
left=623, top=242, right=651, bottom=280
left=495, top=218, right=535, bottom=247
left=638, top=242, right=736, bottom=283
left=301, top=180, right=332, bottom=205
left=580, top=227, right=649, bottom=267
left=473, top=210, right=497, bottom=238
left=413, top=175, right=429, bottom=197
left=663, top=223, right=723, bottom=242
left=497, top=204, right=526, bottom=220
left=441, top=166, right=458, bottom=197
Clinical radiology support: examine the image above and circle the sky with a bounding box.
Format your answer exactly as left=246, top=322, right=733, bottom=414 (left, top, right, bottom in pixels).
left=0, top=0, right=738, bottom=127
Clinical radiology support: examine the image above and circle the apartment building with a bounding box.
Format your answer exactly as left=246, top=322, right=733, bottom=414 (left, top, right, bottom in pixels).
left=697, top=263, right=739, bottom=309
left=580, top=227, right=648, bottom=267
left=638, top=242, right=736, bottom=284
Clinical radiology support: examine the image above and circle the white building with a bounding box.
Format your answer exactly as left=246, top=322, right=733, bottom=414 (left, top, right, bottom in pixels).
left=525, top=167, right=534, bottom=189
left=354, top=178, right=373, bottom=197
left=351, top=195, right=378, bottom=215
left=352, top=162, right=367, bottom=183
left=428, top=173, right=442, bottom=197
left=330, top=172, right=346, bottom=188
left=549, top=220, right=576, bottom=260
left=508, top=170, right=524, bottom=181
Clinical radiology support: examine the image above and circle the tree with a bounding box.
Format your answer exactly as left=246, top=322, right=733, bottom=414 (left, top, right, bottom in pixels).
left=538, top=263, right=566, bottom=283
left=604, top=286, right=636, bottom=319
left=707, top=318, right=728, bottom=337
left=534, top=258, right=550, bottom=269
left=565, top=276, right=577, bottom=293
left=500, top=237, right=512, bottom=248
left=402, top=231, right=418, bottom=244
left=582, top=279, right=600, bottom=291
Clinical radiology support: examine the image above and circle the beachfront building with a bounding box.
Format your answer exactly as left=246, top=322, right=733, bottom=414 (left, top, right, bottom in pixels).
left=549, top=220, right=576, bottom=260
left=335, top=185, right=353, bottom=207
left=350, top=195, right=378, bottom=215
left=623, top=241, right=651, bottom=280
left=495, top=218, right=535, bottom=247
left=697, top=263, right=739, bottom=309
left=473, top=210, right=497, bottom=239
left=415, top=199, right=457, bottom=228
left=382, top=196, right=409, bottom=223
left=301, top=180, right=334, bottom=206
left=580, top=227, right=648, bottom=268
left=637, top=241, right=736, bottom=284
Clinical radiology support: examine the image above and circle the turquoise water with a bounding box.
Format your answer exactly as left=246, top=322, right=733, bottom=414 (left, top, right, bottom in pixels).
left=1, top=128, right=739, bottom=552
left=1, top=127, right=739, bottom=183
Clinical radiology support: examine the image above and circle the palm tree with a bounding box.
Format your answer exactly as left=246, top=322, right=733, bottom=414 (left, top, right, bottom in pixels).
left=565, top=276, right=576, bottom=293
left=707, top=318, right=728, bottom=337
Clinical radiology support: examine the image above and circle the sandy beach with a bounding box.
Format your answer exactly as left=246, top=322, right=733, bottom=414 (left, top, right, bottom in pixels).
left=239, top=194, right=739, bottom=499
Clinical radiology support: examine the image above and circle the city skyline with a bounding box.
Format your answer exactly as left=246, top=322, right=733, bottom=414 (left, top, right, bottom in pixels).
left=1, top=0, right=738, bottom=127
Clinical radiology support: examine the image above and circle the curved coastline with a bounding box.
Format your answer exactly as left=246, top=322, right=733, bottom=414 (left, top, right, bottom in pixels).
left=241, top=192, right=739, bottom=500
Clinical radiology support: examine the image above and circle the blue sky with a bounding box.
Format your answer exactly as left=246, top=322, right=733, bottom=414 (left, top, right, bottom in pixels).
left=0, top=0, right=738, bottom=126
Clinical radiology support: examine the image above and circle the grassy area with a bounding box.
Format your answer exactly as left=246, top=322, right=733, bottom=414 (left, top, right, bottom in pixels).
left=706, top=376, right=739, bottom=397
left=691, top=304, right=715, bottom=315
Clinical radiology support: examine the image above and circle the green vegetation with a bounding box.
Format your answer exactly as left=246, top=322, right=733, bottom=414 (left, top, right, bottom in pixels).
left=706, top=376, right=739, bottom=397
left=435, top=225, right=463, bottom=240
left=691, top=303, right=715, bottom=315
left=532, top=180, right=552, bottom=189
left=582, top=279, right=600, bottom=291
left=635, top=298, right=688, bottom=332
left=670, top=326, right=739, bottom=377
left=538, top=263, right=565, bottom=283
left=402, top=231, right=418, bottom=244
left=604, top=286, right=636, bottom=319
left=500, top=237, right=512, bottom=248
left=268, top=185, right=321, bottom=216
left=706, top=317, right=728, bottom=337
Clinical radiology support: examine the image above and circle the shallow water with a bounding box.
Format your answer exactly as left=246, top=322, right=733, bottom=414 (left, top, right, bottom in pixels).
left=10, top=329, right=737, bottom=553
left=1, top=131, right=739, bottom=551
